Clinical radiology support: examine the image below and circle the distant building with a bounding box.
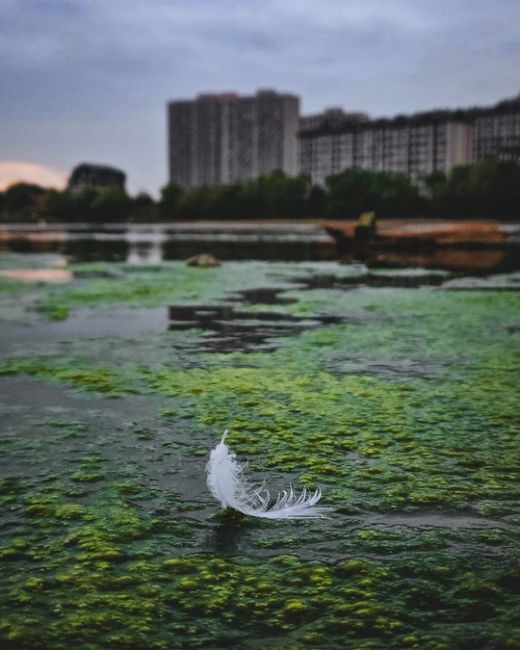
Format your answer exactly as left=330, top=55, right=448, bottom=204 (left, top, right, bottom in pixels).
left=299, top=94, right=520, bottom=185
left=167, top=89, right=299, bottom=188
left=299, top=107, right=369, bottom=133
left=299, top=111, right=474, bottom=184
left=473, top=94, right=520, bottom=160
left=67, top=163, right=126, bottom=193
left=167, top=91, right=520, bottom=189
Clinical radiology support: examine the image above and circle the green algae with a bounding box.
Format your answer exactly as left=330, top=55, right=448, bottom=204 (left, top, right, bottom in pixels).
left=0, top=258, right=519, bottom=648
left=0, top=359, right=140, bottom=396
left=38, top=261, right=304, bottom=316
left=44, top=420, right=89, bottom=439
left=142, top=362, right=519, bottom=512
left=1, top=519, right=518, bottom=650
left=36, top=303, right=70, bottom=321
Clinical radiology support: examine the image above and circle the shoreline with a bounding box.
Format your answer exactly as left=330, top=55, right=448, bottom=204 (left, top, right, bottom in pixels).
left=1, top=217, right=519, bottom=232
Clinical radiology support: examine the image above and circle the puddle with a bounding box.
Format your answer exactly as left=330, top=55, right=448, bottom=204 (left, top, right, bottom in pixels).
left=168, top=304, right=341, bottom=353
left=328, top=356, right=454, bottom=381
left=299, top=271, right=450, bottom=290
left=441, top=271, right=520, bottom=291
left=230, top=287, right=298, bottom=305
left=0, top=307, right=169, bottom=355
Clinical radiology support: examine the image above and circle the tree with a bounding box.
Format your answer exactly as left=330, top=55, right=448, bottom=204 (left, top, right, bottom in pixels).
left=3, top=182, right=47, bottom=217
left=159, top=182, right=184, bottom=219
left=422, top=172, right=447, bottom=199
left=90, top=188, right=131, bottom=222
left=436, top=158, right=520, bottom=219
left=325, top=168, right=424, bottom=219
left=305, top=184, right=327, bottom=218
left=133, top=192, right=155, bottom=208
left=41, top=189, right=75, bottom=221
left=256, top=170, right=310, bottom=219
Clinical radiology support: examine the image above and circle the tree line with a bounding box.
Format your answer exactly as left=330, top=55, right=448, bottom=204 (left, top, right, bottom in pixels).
left=1, top=158, right=519, bottom=222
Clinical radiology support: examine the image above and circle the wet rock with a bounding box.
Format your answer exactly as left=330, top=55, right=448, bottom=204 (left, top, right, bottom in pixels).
left=186, top=253, right=221, bottom=267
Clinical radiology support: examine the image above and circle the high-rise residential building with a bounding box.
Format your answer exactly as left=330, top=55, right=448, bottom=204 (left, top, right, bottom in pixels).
left=167, top=89, right=299, bottom=188
left=298, top=94, right=520, bottom=185
left=473, top=94, right=520, bottom=160
left=299, top=110, right=474, bottom=185
left=168, top=91, right=520, bottom=189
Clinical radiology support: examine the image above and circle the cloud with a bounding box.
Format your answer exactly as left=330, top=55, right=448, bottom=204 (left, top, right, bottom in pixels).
left=0, top=0, right=519, bottom=193
left=0, top=162, right=66, bottom=191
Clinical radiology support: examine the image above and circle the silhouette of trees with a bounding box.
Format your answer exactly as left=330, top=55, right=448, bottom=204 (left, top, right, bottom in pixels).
left=90, top=187, right=131, bottom=222
left=159, top=171, right=314, bottom=220
left=1, top=183, right=46, bottom=219
left=159, top=182, right=184, bottom=219
left=428, top=158, right=520, bottom=219
left=2, top=158, right=519, bottom=222
left=325, top=169, right=424, bottom=219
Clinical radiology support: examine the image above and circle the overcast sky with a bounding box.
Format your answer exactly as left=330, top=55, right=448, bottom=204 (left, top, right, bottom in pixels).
left=1, top=0, right=519, bottom=194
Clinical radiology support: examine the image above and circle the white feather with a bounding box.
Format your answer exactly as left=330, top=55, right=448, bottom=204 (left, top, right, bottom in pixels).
left=206, top=430, right=331, bottom=519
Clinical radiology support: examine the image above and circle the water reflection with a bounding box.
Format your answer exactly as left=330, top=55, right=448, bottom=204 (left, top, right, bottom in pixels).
left=168, top=304, right=308, bottom=353
left=0, top=268, right=73, bottom=283
left=0, top=225, right=336, bottom=264
left=0, top=224, right=518, bottom=272
left=67, top=238, right=129, bottom=262
left=361, top=248, right=516, bottom=273
left=203, top=520, right=251, bottom=555
left=167, top=297, right=346, bottom=353
left=161, top=236, right=334, bottom=262
left=126, top=240, right=164, bottom=265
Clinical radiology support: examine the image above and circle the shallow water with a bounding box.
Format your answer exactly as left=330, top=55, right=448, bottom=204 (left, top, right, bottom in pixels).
left=2, top=222, right=520, bottom=272
left=0, top=223, right=336, bottom=263
left=0, top=252, right=519, bottom=649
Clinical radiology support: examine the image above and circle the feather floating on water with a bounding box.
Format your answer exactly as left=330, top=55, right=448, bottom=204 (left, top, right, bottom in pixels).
left=206, top=430, right=331, bottom=519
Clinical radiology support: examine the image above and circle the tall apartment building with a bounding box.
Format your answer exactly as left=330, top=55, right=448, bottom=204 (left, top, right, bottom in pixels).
left=299, top=110, right=474, bottom=185
left=473, top=95, right=520, bottom=160
left=299, top=94, right=520, bottom=185
left=168, top=90, right=299, bottom=188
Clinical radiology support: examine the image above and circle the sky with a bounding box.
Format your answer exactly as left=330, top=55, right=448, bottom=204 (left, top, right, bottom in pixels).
left=1, top=0, right=519, bottom=195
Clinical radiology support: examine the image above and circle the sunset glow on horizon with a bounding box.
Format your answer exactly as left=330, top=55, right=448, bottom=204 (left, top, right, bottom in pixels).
left=0, top=162, right=66, bottom=191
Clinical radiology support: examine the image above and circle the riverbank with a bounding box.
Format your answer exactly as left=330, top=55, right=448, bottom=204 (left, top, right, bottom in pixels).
left=1, top=217, right=518, bottom=233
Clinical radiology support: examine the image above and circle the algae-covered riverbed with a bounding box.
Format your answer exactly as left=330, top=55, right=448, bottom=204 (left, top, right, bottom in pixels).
left=0, top=253, right=519, bottom=649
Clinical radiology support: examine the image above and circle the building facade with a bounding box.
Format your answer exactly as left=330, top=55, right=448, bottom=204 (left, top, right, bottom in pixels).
left=299, top=94, right=520, bottom=185
left=473, top=95, right=520, bottom=160
left=168, top=90, right=299, bottom=188
left=299, top=111, right=474, bottom=185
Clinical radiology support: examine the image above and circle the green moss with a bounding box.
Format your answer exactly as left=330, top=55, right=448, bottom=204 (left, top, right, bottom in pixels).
left=0, top=359, right=137, bottom=395
left=54, top=504, right=93, bottom=520
left=37, top=304, right=69, bottom=321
